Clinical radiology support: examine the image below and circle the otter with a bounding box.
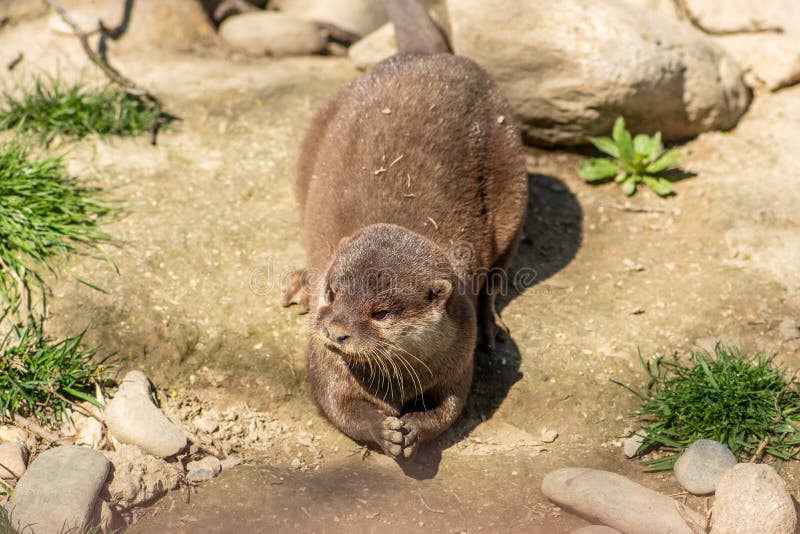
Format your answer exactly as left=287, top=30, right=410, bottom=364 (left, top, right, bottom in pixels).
left=282, top=0, right=528, bottom=459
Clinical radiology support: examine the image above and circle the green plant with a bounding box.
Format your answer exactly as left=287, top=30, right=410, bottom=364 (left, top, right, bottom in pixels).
left=0, top=75, right=161, bottom=144
left=613, top=345, right=800, bottom=471
left=0, top=139, right=114, bottom=324
left=0, top=139, right=113, bottom=425
left=578, top=117, right=682, bottom=197
left=0, top=323, right=107, bottom=424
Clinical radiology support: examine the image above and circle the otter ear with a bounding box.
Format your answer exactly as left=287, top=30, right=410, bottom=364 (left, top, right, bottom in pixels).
left=338, top=236, right=351, bottom=249
left=428, top=279, right=453, bottom=308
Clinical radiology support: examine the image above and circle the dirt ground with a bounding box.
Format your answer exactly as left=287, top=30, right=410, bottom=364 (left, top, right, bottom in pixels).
left=2, top=9, right=800, bottom=534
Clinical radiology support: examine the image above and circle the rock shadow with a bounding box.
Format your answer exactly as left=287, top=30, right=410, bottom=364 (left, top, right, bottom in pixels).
left=400, top=171, right=583, bottom=479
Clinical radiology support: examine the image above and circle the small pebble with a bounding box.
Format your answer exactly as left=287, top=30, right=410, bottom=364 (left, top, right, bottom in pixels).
left=0, top=442, right=28, bottom=479
left=541, top=428, right=558, bottom=443
left=73, top=413, right=104, bottom=449
left=673, top=439, right=736, bottom=495
left=186, top=456, right=221, bottom=483
left=622, top=434, right=644, bottom=458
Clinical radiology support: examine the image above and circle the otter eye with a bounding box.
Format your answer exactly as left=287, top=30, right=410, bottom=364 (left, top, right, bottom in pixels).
left=326, top=286, right=335, bottom=303
left=371, top=310, right=389, bottom=321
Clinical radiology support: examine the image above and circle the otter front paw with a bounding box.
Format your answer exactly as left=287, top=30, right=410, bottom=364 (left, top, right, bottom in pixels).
left=376, top=417, right=419, bottom=459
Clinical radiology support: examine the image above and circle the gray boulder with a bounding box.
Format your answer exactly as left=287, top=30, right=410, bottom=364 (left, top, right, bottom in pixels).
left=626, top=0, right=800, bottom=91
left=542, top=467, right=705, bottom=534
left=219, top=12, right=326, bottom=57
left=712, top=463, right=796, bottom=534
left=104, top=371, right=187, bottom=458
left=447, top=0, right=751, bottom=146
left=8, top=445, right=111, bottom=534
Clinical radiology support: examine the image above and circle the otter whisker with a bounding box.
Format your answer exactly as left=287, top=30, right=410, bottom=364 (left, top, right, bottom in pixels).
left=381, top=339, right=434, bottom=378
left=370, top=346, right=394, bottom=401
left=376, top=339, right=425, bottom=402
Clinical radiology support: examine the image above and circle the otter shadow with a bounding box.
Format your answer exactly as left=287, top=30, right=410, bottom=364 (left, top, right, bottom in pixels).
left=399, top=172, right=583, bottom=479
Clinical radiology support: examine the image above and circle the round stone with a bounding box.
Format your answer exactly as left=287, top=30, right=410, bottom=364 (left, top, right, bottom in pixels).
left=673, top=439, right=737, bottom=495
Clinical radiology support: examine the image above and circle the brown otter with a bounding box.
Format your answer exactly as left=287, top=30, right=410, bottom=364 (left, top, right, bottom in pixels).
left=282, top=0, right=527, bottom=459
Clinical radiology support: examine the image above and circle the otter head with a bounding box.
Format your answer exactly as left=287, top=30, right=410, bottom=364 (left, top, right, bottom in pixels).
left=314, top=223, right=458, bottom=363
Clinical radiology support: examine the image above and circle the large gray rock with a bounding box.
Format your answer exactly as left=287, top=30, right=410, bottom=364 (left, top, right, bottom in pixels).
left=271, top=0, right=388, bottom=36
left=447, top=0, right=751, bottom=146
left=0, top=442, right=28, bottom=479
left=104, top=371, right=187, bottom=458
left=712, top=463, right=796, bottom=534
left=673, top=439, right=737, bottom=495
left=8, top=445, right=111, bottom=534
left=625, top=0, right=800, bottom=91
left=542, top=467, right=705, bottom=534
left=219, top=12, right=326, bottom=57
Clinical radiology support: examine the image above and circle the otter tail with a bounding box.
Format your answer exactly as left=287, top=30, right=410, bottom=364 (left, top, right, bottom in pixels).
left=384, top=0, right=450, bottom=55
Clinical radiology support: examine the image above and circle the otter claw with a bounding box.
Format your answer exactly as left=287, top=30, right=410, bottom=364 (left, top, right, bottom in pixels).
left=377, top=417, right=419, bottom=459
left=281, top=268, right=312, bottom=314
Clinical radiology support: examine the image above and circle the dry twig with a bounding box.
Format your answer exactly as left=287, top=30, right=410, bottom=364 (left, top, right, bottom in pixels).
left=13, top=413, right=60, bottom=442
left=418, top=493, right=445, bottom=514
left=45, top=0, right=161, bottom=107
left=7, top=52, right=23, bottom=71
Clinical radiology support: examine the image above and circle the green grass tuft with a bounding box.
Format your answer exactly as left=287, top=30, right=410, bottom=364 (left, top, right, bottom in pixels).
left=0, top=322, right=108, bottom=425
left=0, top=76, right=161, bottom=143
left=0, top=139, right=114, bottom=323
left=614, top=345, right=800, bottom=471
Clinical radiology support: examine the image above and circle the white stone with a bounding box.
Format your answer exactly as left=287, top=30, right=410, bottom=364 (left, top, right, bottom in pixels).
left=349, top=22, right=396, bottom=70
left=219, top=12, right=326, bottom=57
left=104, top=371, right=187, bottom=458
left=542, top=467, right=705, bottom=534
left=272, top=0, right=388, bottom=36
left=623, top=434, right=645, bottom=458
left=73, top=413, right=104, bottom=449
left=447, top=0, right=750, bottom=146
left=712, top=463, right=796, bottom=534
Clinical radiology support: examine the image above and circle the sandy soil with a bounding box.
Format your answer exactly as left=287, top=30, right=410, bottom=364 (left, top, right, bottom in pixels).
left=2, top=7, right=800, bottom=533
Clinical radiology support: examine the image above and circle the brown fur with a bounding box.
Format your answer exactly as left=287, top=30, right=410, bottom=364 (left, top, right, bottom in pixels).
left=282, top=5, right=527, bottom=459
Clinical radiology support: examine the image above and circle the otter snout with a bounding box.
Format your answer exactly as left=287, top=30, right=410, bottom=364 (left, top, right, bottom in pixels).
left=323, top=320, right=350, bottom=344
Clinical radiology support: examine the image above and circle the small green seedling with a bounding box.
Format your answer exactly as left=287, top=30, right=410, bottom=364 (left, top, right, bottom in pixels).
left=578, top=117, right=682, bottom=197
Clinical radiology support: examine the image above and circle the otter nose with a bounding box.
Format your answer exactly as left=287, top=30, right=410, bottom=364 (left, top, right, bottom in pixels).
left=326, top=323, right=350, bottom=344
